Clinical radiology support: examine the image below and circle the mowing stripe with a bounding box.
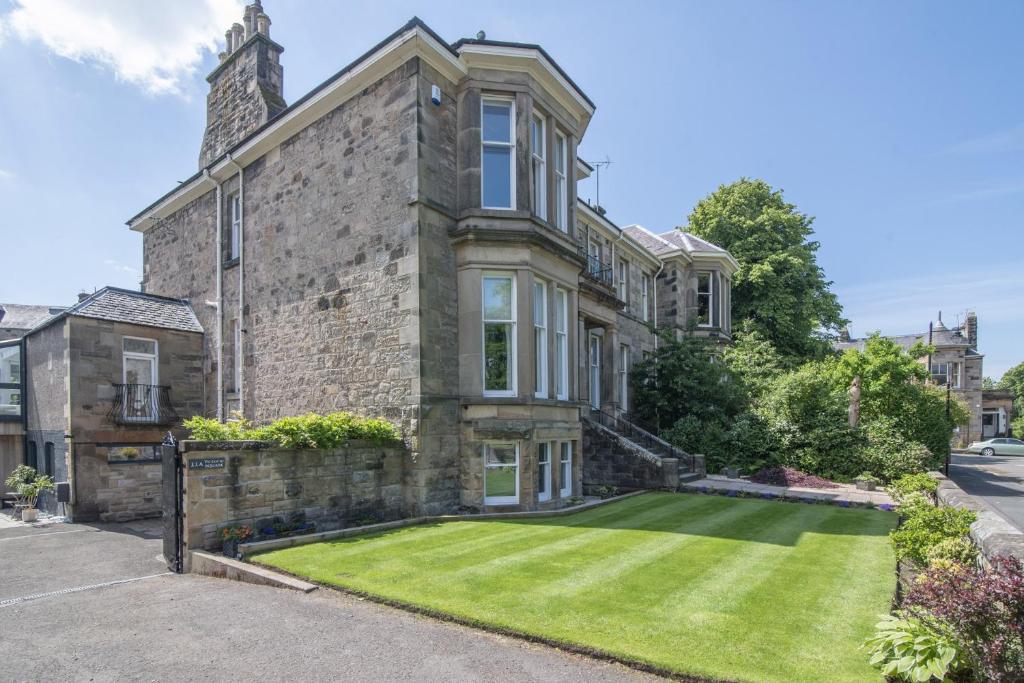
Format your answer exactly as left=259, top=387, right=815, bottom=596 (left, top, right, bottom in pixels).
left=449, top=495, right=725, bottom=581
left=0, top=573, right=173, bottom=608
left=536, top=495, right=767, bottom=599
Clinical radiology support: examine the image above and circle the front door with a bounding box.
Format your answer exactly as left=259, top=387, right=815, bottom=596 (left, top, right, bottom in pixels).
left=982, top=413, right=996, bottom=438
left=589, top=333, right=601, bottom=410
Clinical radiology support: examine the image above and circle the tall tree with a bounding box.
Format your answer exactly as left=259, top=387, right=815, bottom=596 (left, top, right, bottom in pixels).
left=997, top=362, right=1024, bottom=433
left=686, top=178, right=847, bottom=361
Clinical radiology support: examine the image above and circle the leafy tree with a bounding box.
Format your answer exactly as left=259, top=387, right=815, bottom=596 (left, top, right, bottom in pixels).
left=997, top=362, right=1024, bottom=433
left=721, top=321, right=787, bottom=401
left=832, top=335, right=968, bottom=461
left=686, top=178, right=847, bottom=361
left=982, top=376, right=996, bottom=390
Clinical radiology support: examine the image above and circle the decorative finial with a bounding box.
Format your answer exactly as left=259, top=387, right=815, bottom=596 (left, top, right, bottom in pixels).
left=476, top=30, right=486, bottom=40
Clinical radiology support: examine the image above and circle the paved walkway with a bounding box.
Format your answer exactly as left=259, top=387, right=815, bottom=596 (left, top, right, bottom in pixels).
left=682, top=474, right=895, bottom=507
left=1, top=518, right=656, bottom=681
left=949, top=453, right=1024, bottom=532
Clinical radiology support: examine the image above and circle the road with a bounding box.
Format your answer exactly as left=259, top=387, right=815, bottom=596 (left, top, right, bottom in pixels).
left=948, top=453, right=1024, bottom=532
left=0, top=518, right=657, bottom=682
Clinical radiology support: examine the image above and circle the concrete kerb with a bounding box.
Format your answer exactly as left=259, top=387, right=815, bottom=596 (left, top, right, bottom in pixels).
left=190, top=550, right=318, bottom=592
left=235, top=490, right=648, bottom=557
left=931, top=471, right=1024, bottom=562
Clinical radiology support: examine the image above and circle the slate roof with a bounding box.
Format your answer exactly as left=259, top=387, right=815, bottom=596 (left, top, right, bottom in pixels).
left=835, top=322, right=977, bottom=353
left=30, top=287, right=203, bottom=334
left=622, top=225, right=736, bottom=267
left=658, top=230, right=731, bottom=255
left=0, top=303, right=66, bottom=333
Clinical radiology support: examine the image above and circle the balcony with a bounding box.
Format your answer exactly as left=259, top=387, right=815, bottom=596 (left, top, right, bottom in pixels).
left=108, top=384, right=180, bottom=426
left=577, top=244, right=614, bottom=288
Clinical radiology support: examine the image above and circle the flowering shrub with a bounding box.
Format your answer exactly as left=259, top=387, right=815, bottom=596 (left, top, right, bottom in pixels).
left=889, top=473, right=939, bottom=505
left=221, top=525, right=253, bottom=542
left=890, top=504, right=975, bottom=566
left=903, top=557, right=1024, bottom=681
left=184, top=411, right=401, bottom=447
left=749, top=466, right=839, bottom=489
left=925, top=537, right=979, bottom=568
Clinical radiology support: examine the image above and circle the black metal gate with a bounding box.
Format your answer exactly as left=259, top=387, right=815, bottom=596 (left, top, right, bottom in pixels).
left=160, top=433, right=184, bottom=573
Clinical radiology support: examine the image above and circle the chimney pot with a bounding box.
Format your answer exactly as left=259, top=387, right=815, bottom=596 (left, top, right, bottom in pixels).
left=256, top=13, right=270, bottom=37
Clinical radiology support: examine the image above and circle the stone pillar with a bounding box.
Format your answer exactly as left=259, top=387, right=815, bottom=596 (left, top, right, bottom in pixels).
left=661, top=457, right=679, bottom=490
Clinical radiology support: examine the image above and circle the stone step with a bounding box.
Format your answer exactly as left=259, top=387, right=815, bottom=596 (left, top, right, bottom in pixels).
left=679, top=472, right=702, bottom=484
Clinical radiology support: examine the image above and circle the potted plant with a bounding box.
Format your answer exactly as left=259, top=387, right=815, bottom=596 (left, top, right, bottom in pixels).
left=854, top=472, right=879, bottom=491
left=4, top=465, right=54, bottom=523
left=221, top=524, right=253, bottom=558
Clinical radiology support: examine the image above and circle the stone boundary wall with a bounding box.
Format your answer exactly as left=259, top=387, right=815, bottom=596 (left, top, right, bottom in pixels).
left=582, top=420, right=678, bottom=493
left=932, top=471, right=1024, bottom=562
left=181, top=441, right=407, bottom=564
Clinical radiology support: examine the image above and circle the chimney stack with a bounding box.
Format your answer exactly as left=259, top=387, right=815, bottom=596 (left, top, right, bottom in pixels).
left=77, top=292, right=91, bottom=303
left=199, top=2, right=285, bottom=169
left=964, top=310, right=978, bottom=347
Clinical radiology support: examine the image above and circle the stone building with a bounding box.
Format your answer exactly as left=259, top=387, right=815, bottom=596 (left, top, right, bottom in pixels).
left=836, top=311, right=984, bottom=447
left=20, top=287, right=204, bottom=519
left=128, top=7, right=736, bottom=513
left=982, top=389, right=1014, bottom=439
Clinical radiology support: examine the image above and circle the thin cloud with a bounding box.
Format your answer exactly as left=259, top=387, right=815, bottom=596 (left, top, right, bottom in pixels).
left=937, top=123, right=1024, bottom=157
left=3, top=0, right=243, bottom=97
left=936, top=178, right=1024, bottom=204
left=104, top=259, right=140, bottom=277
left=0, top=168, right=14, bottom=181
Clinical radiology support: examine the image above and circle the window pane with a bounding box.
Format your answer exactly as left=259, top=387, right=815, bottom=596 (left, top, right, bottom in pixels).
left=485, top=467, right=517, bottom=498
left=125, top=356, right=155, bottom=385
left=555, top=291, right=567, bottom=331
left=486, top=443, right=518, bottom=465
left=482, top=102, right=511, bottom=143
left=554, top=136, right=565, bottom=171
left=482, top=146, right=512, bottom=208
left=0, top=388, right=21, bottom=416
left=0, top=345, right=20, bottom=384
left=484, top=323, right=512, bottom=391
left=531, top=117, right=543, bottom=155
left=533, top=282, right=545, bottom=323
left=483, top=277, right=513, bottom=320
left=124, top=338, right=156, bottom=355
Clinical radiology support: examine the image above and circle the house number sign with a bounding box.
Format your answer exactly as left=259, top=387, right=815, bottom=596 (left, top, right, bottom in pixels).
left=187, top=457, right=226, bottom=470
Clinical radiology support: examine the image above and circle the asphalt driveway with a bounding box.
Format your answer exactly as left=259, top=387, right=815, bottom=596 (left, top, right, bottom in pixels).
left=0, top=518, right=656, bottom=682
left=949, top=453, right=1024, bottom=532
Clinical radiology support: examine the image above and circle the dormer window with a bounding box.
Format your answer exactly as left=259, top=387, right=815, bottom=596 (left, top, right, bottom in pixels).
left=482, top=97, right=515, bottom=210
left=530, top=114, right=547, bottom=221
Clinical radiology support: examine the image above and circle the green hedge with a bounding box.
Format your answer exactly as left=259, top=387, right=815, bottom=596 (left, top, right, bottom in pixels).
left=183, top=412, right=401, bottom=448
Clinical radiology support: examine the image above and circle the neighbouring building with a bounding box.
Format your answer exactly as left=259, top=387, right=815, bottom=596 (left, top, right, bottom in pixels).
left=982, top=389, right=1015, bottom=439
left=127, top=6, right=736, bottom=514
left=836, top=311, right=984, bottom=447
left=0, top=303, right=66, bottom=341
left=20, top=287, right=204, bottom=519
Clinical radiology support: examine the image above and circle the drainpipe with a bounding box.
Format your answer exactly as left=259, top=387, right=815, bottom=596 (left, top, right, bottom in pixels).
left=224, top=154, right=244, bottom=419
left=209, top=169, right=224, bottom=421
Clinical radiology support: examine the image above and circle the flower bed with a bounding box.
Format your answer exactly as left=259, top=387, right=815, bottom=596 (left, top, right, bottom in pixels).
left=749, top=466, right=839, bottom=489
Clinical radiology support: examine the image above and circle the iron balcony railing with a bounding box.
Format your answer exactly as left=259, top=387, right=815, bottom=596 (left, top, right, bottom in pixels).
left=108, top=384, right=180, bottom=426
left=577, top=244, right=615, bottom=288
left=587, top=407, right=696, bottom=473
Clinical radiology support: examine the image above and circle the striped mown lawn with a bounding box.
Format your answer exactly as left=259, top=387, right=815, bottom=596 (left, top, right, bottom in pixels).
left=255, top=492, right=896, bottom=682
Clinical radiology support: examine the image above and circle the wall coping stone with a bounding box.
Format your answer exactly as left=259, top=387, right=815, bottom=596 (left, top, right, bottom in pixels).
left=931, top=471, right=1024, bottom=562
left=238, top=490, right=648, bottom=556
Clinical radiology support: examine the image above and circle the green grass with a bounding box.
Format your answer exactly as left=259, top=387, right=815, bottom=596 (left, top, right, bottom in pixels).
left=255, top=492, right=896, bottom=683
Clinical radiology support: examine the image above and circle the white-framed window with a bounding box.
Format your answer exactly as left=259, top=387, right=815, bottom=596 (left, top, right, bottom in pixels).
left=484, top=442, right=519, bottom=505
left=229, top=194, right=241, bottom=260
left=553, top=131, right=568, bottom=231
left=697, top=272, right=713, bottom=327
left=619, top=344, right=630, bottom=411
left=481, top=97, right=515, bottom=210
left=589, top=332, right=601, bottom=410
left=930, top=362, right=948, bottom=386
left=949, top=361, right=961, bottom=388
left=618, top=259, right=629, bottom=302
left=530, top=114, right=547, bottom=221
left=483, top=273, right=517, bottom=396
left=559, top=441, right=573, bottom=497
left=588, top=239, right=601, bottom=276
left=538, top=442, right=552, bottom=502
left=555, top=288, right=569, bottom=400
left=122, top=336, right=158, bottom=422
left=533, top=279, right=548, bottom=398
left=641, top=274, right=650, bottom=322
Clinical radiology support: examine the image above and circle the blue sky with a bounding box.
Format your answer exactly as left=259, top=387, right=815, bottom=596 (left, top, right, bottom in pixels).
left=1, top=0, right=1021, bottom=378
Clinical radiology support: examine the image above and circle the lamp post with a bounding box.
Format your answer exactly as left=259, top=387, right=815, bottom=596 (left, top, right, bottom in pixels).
left=945, top=380, right=951, bottom=476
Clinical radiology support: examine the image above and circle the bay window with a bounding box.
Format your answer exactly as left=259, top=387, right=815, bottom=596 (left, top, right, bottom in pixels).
left=484, top=442, right=519, bottom=505
left=553, top=131, right=568, bottom=231
left=531, top=114, right=547, bottom=221
left=555, top=288, right=569, bottom=400
left=481, top=98, right=515, bottom=210
left=538, top=442, right=552, bottom=502
left=483, top=274, right=516, bottom=396
left=533, top=279, right=548, bottom=398
left=697, top=272, right=713, bottom=327
left=559, top=441, right=573, bottom=497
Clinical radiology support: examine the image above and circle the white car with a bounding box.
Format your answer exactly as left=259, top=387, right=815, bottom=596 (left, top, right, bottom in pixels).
left=965, top=438, right=1024, bottom=456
